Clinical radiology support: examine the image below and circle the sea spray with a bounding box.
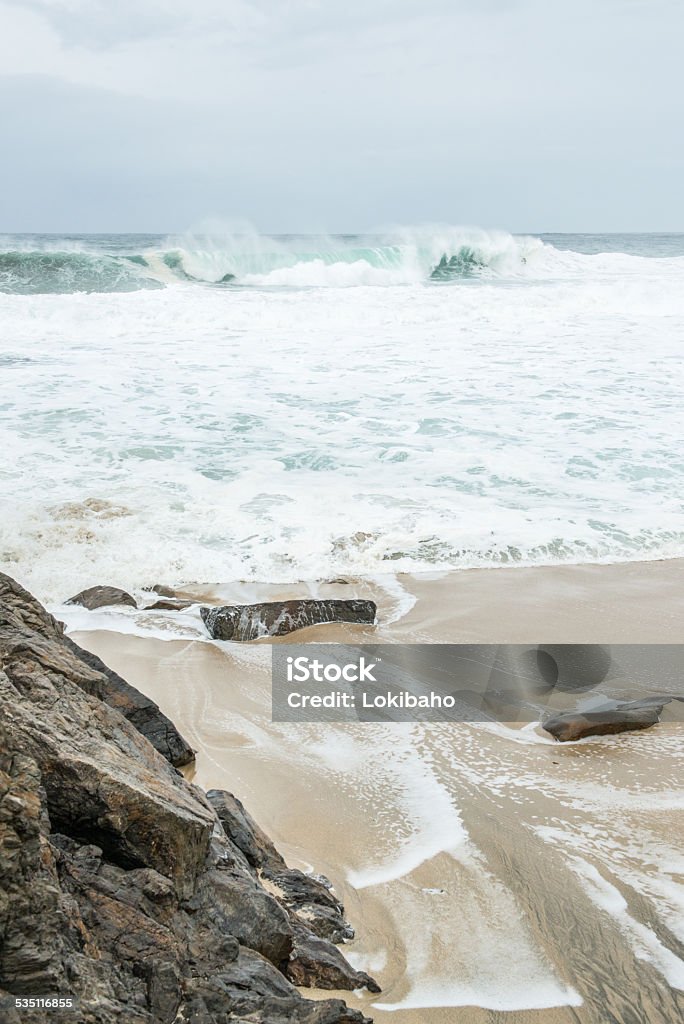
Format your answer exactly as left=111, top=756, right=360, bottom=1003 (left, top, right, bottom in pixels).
left=0, top=226, right=550, bottom=293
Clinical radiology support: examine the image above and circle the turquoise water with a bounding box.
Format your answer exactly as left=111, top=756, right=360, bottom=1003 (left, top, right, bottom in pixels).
left=1, top=227, right=683, bottom=602
left=3, top=230, right=684, bottom=294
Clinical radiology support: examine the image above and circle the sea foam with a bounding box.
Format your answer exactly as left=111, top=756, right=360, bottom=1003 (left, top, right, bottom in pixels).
left=1, top=227, right=684, bottom=605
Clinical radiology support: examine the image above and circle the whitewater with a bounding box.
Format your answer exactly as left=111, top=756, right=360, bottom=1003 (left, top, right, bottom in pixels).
left=1, top=226, right=684, bottom=605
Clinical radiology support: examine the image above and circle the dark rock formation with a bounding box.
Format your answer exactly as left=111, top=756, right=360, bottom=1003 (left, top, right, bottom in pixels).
left=65, top=586, right=137, bottom=610
left=201, top=600, right=377, bottom=642
left=207, top=791, right=380, bottom=992
left=0, top=574, right=376, bottom=1023
left=207, top=789, right=283, bottom=870
left=542, top=695, right=681, bottom=742
left=1, top=574, right=194, bottom=768
left=288, top=926, right=381, bottom=993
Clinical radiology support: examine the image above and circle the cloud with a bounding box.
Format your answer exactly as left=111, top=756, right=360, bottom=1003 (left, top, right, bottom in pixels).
left=0, top=0, right=682, bottom=230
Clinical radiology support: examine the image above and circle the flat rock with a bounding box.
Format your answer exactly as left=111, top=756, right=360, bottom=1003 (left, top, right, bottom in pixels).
left=201, top=599, right=377, bottom=641
left=146, top=598, right=195, bottom=611
left=542, top=696, right=681, bottom=742
left=65, top=585, right=137, bottom=610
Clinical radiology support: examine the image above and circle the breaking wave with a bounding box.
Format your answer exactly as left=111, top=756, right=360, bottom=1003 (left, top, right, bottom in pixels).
left=0, top=228, right=552, bottom=294
left=0, top=250, right=165, bottom=295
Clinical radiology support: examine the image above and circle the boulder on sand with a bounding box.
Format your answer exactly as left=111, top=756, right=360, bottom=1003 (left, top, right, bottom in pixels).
left=65, top=585, right=137, bottom=610
left=201, top=598, right=377, bottom=641
left=542, top=695, right=682, bottom=742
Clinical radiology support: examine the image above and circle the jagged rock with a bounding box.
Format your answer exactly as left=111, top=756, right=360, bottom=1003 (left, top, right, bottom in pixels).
left=0, top=576, right=375, bottom=1023
left=264, top=867, right=355, bottom=944
left=188, top=834, right=293, bottom=968
left=0, top=573, right=194, bottom=767
left=207, top=790, right=375, bottom=977
left=0, top=732, right=66, bottom=998
left=289, top=926, right=381, bottom=992
left=207, top=789, right=284, bottom=870
left=0, top=642, right=214, bottom=896
left=542, top=695, right=681, bottom=742
left=62, top=636, right=194, bottom=766
left=65, top=586, right=137, bottom=610
left=201, top=599, right=377, bottom=641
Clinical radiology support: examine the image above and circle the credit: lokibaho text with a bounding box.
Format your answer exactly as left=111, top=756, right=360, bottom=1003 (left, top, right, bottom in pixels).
left=286, top=689, right=457, bottom=709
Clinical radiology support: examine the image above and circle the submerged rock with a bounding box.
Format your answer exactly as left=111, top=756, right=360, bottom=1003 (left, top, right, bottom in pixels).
left=141, top=584, right=196, bottom=609
left=65, top=585, right=137, bottom=610
left=201, top=598, right=377, bottom=641
left=146, top=598, right=195, bottom=611
left=542, top=695, right=681, bottom=742
left=0, top=574, right=376, bottom=1022
left=146, top=583, right=177, bottom=597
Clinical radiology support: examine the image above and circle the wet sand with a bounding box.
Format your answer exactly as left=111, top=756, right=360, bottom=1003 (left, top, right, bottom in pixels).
left=70, top=560, right=684, bottom=1024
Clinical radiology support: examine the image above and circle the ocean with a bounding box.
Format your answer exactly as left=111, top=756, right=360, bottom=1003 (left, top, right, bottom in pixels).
left=2, top=227, right=683, bottom=606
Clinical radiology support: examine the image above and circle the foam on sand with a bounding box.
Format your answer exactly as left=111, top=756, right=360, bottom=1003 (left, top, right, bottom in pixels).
left=567, top=857, right=684, bottom=990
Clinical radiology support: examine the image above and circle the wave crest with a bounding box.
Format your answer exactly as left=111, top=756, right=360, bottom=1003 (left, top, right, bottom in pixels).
left=0, top=227, right=563, bottom=294
left=0, top=250, right=165, bottom=295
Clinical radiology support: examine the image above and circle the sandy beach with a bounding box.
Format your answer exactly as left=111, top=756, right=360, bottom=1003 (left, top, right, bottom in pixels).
left=69, top=559, right=684, bottom=1024
left=4, top=5, right=684, bottom=1020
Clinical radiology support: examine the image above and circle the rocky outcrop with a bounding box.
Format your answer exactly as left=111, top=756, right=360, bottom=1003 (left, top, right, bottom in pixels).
left=208, top=791, right=380, bottom=993
left=1, top=574, right=193, bottom=767
left=201, top=600, right=377, bottom=641
left=0, top=574, right=376, bottom=1023
left=542, top=695, right=682, bottom=742
left=65, top=586, right=137, bottom=610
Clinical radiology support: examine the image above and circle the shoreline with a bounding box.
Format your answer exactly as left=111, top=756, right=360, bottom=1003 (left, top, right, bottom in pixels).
left=58, top=554, right=684, bottom=644
left=71, top=556, right=684, bottom=1023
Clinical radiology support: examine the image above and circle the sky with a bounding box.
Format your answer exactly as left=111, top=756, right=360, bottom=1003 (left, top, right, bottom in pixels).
left=1, top=0, right=683, bottom=233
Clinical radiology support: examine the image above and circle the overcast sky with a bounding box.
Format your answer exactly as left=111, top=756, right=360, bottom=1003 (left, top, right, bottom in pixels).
left=1, top=0, right=682, bottom=233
